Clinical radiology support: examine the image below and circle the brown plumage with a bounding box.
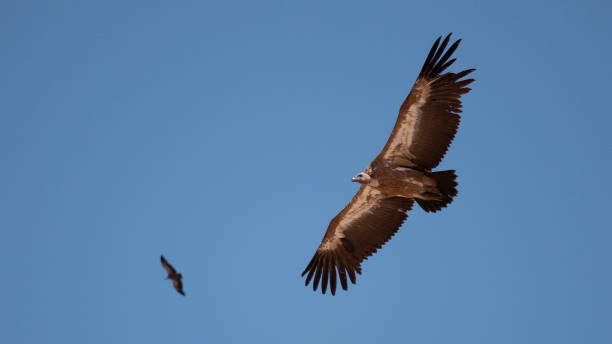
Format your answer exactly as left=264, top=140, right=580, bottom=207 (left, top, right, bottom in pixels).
left=160, top=255, right=185, bottom=296
left=302, top=33, right=474, bottom=295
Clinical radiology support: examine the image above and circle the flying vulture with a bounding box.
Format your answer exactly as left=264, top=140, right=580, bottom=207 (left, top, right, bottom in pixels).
left=160, top=255, right=185, bottom=296
left=302, top=33, right=475, bottom=295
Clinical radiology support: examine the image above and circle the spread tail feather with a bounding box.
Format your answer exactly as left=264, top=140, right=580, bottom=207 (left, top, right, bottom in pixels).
left=416, top=170, right=458, bottom=213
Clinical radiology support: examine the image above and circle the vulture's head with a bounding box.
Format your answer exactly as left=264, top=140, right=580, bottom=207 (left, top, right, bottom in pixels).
left=351, top=172, right=371, bottom=184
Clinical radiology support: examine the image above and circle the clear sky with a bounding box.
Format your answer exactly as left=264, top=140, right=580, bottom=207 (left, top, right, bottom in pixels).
left=1, top=1, right=611, bottom=343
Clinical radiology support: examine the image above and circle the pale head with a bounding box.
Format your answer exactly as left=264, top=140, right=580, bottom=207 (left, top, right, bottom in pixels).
left=351, top=172, right=371, bottom=184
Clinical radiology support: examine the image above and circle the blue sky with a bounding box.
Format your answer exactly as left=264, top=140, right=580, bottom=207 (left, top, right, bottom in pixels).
left=1, top=0, right=611, bottom=343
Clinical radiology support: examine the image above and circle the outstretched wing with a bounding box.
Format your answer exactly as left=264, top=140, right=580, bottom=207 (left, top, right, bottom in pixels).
left=173, top=278, right=185, bottom=296
left=378, top=33, right=475, bottom=170
left=302, top=186, right=414, bottom=295
left=160, top=255, right=176, bottom=275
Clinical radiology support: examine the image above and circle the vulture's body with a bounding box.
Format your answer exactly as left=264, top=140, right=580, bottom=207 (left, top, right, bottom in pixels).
left=302, top=33, right=474, bottom=295
left=360, top=160, right=456, bottom=205
left=160, top=255, right=185, bottom=296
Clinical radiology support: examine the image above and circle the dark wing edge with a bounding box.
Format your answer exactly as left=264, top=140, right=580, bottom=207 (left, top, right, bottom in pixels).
left=301, top=187, right=414, bottom=295
left=418, top=33, right=461, bottom=80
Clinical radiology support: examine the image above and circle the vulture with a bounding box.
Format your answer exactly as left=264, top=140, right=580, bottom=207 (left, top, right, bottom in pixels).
left=302, top=33, right=475, bottom=295
left=160, top=255, right=185, bottom=296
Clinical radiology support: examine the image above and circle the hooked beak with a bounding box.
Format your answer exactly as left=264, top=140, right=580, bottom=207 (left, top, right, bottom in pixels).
left=351, top=177, right=359, bottom=182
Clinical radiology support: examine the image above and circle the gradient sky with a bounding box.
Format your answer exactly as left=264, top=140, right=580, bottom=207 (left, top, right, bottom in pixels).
left=2, top=1, right=611, bottom=343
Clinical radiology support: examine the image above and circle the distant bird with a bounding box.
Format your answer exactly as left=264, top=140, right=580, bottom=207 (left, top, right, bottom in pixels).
left=160, top=255, right=185, bottom=296
left=302, top=33, right=475, bottom=295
